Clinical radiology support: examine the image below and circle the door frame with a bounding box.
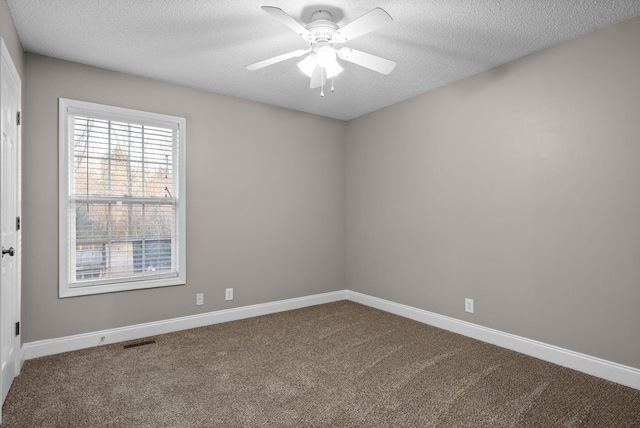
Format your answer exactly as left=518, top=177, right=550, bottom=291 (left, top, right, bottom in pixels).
left=0, top=36, right=22, bottom=416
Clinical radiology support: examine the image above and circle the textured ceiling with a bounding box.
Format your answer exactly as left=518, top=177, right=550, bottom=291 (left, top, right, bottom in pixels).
left=7, top=1, right=640, bottom=121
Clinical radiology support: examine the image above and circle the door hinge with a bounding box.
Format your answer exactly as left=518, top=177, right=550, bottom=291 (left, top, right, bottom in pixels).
left=16, top=111, right=21, bottom=125
left=15, top=322, right=20, bottom=336
left=16, top=216, right=20, bottom=231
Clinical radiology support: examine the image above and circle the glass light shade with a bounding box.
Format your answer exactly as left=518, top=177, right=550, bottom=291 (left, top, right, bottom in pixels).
left=316, top=46, right=336, bottom=68
left=297, top=55, right=316, bottom=77
left=325, top=61, right=343, bottom=79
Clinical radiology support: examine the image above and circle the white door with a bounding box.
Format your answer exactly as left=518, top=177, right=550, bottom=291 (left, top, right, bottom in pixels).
left=0, top=37, right=21, bottom=416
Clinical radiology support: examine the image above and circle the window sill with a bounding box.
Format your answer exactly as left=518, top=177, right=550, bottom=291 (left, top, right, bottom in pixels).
left=59, top=276, right=186, bottom=298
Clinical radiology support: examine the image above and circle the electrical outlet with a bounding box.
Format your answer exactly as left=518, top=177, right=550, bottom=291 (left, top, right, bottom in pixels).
left=196, top=293, right=204, bottom=306
left=225, top=288, right=233, bottom=301
left=465, top=298, right=474, bottom=313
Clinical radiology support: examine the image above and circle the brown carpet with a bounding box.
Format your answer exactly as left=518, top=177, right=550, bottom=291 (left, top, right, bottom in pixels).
left=3, top=301, right=639, bottom=427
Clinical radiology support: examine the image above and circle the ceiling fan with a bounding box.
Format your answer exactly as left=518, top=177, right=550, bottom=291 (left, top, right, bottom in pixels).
left=246, top=6, right=396, bottom=96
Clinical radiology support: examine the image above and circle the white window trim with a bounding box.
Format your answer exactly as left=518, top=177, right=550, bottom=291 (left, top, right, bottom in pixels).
left=58, top=98, right=186, bottom=298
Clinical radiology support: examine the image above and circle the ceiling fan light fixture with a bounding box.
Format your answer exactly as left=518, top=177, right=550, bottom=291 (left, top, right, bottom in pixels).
left=325, top=61, right=343, bottom=79
left=316, top=45, right=336, bottom=68
left=297, top=55, right=317, bottom=77
left=247, top=6, right=396, bottom=94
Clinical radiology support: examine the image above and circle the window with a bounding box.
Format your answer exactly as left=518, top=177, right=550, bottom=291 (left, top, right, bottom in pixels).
left=59, top=98, right=186, bottom=297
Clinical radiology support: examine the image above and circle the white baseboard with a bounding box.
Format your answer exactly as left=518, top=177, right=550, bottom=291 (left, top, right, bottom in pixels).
left=346, top=290, right=640, bottom=391
left=21, top=290, right=347, bottom=361
left=21, top=289, right=639, bottom=390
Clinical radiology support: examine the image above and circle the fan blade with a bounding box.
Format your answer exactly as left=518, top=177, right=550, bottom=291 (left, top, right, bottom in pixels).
left=246, top=49, right=307, bottom=71
left=310, top=65, right=326, bottom=89
left=262, top=6, right=311, bottom=39
left=334, top=8, right=392, bottom=42
left=338, top=48, right=396, bottom=74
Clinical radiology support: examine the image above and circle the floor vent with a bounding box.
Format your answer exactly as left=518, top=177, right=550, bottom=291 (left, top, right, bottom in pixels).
left=123, top=340, right=156, bottom=349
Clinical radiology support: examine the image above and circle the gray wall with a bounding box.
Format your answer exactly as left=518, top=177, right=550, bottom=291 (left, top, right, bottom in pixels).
left=22, top=54, right=346, bottom=342
left=346, top=16, right=640, bottom=369
left=0, top=0, right=23, bottom=78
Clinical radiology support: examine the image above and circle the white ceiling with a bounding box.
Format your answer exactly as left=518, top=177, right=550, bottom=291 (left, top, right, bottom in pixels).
left=7, top=1, right=640, bottom=121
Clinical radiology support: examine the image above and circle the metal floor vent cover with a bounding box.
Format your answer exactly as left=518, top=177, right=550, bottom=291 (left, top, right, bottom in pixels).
left=123, top=340, right=156, bottom=349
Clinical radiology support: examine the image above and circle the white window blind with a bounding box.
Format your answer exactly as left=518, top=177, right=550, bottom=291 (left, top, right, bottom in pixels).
left=59, top=99, right=186, bottom=297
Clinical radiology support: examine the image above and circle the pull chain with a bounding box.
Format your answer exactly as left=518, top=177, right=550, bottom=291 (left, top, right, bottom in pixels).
left=331, top=77, right=335, bottom=92
left=320, top=68, right=325, bottom=97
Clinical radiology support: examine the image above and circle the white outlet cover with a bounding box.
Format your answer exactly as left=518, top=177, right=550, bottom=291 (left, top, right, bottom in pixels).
left=465, top=298, right=474, bottom=313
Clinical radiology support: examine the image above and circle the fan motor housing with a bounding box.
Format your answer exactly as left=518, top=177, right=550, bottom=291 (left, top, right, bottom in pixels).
left=306, top=10, right=338, bottom=43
